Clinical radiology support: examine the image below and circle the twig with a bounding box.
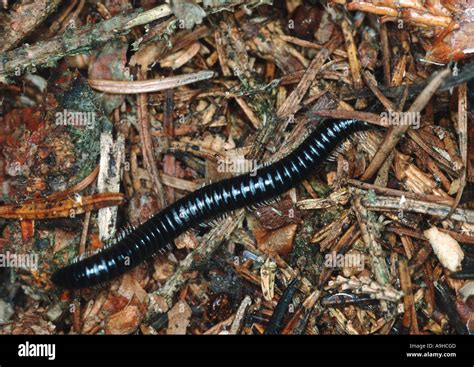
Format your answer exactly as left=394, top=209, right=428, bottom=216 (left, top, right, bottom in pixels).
left=137, top=70, right=166, bottom=209
left=399, top=259, right=419, bottom=334
left=312, top=109, right=384, bottom=127
left=0, top=0, right=63, bottom=52
left=0, top=193, right=124, bottom=220
left=163, top=88, right=176, bottom=204
left=50, top=0, right=80, bottom=35
left=442, top=84, right=468, bottom=221
left=203, top=314, right=235, bottom=335
left=277, top=36, right=342, bottom=118
left=360, top=68, right=451, bottom=181
left=353, top=196, right=390, bottom=286
left=379, top=23, right=391, bottom=86
left=151, top=210, right=245, bottom=309
left=343, top=60, right=474, bottom=100
left=229, top=295, right=252, bottom=335
left=124, top=4, right=172, bottom=29
left=358, top=191, right=474, bottom=223
left=362, top=70, right=396, bottom=111
left=348, top=179, right=455, bottom=205
left=386, top=225, right=474, bottom=245
left=341, top=18, right=362, bottom=90
left=0, top=4, right=172, bottom=81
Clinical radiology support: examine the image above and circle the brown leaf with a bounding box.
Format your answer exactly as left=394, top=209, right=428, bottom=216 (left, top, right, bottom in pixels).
left=153, top=258, right=176, bottom=281
left=254, top=223, right=298, bottom=256
left=105, top=305, right=141, bottom=335
left=167, top=300, right=192, bottom=335
left=254, top=197, right=302, bottom=230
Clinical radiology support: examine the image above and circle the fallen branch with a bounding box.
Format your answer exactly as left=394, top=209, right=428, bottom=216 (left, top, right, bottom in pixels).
left=0, top=4, right=172, bottom=82
left=358, top=190, right=474, bottom=223
left=0, top=0, right=63, bottom=53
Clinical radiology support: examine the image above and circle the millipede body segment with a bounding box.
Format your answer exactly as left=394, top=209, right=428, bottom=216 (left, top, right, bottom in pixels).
left=51, top=119, right=370, bottom=289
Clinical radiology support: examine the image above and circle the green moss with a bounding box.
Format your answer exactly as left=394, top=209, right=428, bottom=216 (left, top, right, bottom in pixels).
left=320, top=206, right=344, bottom=226
left=57, top=77, right=105, bottom=184
left=309, top=179, right=331, bottom=197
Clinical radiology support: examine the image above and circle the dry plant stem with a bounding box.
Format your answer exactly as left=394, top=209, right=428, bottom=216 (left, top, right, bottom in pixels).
left=0, top=193, right=124, bottom=220
left=279, top=35, right=348, bottom=58
left=353, top=197, right=390, bottom=286
left=442, top=84, right=468, bottom=220
left=379, top=24, right=391, bottom=86
left=59, top=0, right=86, bottom=34
left=348, top=179, right=455, bottom=205
left=88, top=71, right=215, bottom=94
left=203, top=314, right=235, bottom=335
left=124, top=4, right=171, bottom=29
left=344, top=60, right=474, bottom=100
left=48, top=0, right=78, bottom=36
left=78, top=212, right=91, bottom=260
left=277, top=36, right=342, bottom=118
left=152, top=210, right=245, bottom=309
left=399, top=259, right=419, bottom=334
left=164, top=89, right=176, bottom=203
left=360, top=68, right=451, bottom=181
left=362, top=71, right=396, bottom=111
left=386, top=225, right=474, bottom=246
left=406, top=129, right=458, bottom=176
left=137, top=71, right=166, bottom=209
left=360, top=193, right=474, bottom=223
left=313, top=110, right=384, bottom=127
left=0, top=0, right=63, bottom=52
left=341, top=18, right=363, bottom=89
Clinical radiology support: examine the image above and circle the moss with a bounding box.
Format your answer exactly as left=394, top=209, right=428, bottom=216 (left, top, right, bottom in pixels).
left=309, top=179, right=331, bottom=197
left=319, top=206, right=344, bottom=226
left=57, top=77, right=105, bottom=184
left=366, top=189, right=378, bottom=205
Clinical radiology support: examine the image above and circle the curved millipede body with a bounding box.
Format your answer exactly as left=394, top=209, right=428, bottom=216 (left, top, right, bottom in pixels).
left=51, top=119, right=370, bottom=289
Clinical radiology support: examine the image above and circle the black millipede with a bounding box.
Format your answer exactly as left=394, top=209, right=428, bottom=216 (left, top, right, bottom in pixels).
left=51, top=118, right=371, bottom=289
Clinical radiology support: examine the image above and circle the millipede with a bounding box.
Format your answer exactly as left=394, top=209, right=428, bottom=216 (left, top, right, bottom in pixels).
left=51, top=118, right=371, bottom=289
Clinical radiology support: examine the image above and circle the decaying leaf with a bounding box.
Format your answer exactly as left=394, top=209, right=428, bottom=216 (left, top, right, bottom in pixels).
left=167, top=300, right=192, bottom=335
left=105, top=305, right=141, bottom=335
left=254, top=223, right=297, bottom=256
